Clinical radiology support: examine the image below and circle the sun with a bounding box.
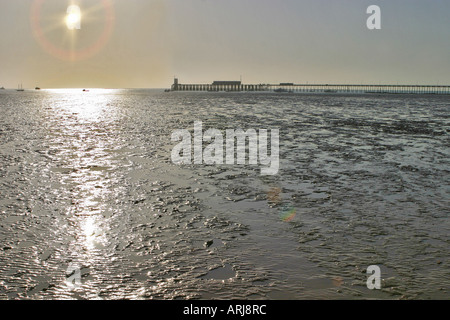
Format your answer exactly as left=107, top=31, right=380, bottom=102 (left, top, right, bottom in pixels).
left=66, top=5, right=81, bottom=30
left=66, top=12, right=80, bottom=26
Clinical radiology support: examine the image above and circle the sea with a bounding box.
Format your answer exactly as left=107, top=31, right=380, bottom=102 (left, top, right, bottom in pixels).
left=0, top=89, right=448, bottom=299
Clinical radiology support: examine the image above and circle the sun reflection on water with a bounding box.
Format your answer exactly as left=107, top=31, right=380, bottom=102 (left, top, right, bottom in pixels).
left=81, top=216, right=106, bottom=250
left=41, top=89, right=124, bottom=295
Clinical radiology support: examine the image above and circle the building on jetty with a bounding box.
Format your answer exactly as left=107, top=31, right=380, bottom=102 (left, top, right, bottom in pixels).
left=169, top=78, right=450, bottom=95
left=171, top=78, right=266, bottom=92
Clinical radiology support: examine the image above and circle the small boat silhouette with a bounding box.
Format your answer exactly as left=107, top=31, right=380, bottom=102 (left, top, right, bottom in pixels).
left=17, top=83, right=24, bottom=91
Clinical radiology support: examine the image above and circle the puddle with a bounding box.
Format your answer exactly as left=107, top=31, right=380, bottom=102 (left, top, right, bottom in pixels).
left=201, top=264, right=236, bottom=280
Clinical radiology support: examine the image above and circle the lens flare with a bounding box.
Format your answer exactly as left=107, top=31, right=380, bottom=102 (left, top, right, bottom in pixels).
left=30, top=0, right=115, bottom=61
left=280, top=207, right=296, bottom=222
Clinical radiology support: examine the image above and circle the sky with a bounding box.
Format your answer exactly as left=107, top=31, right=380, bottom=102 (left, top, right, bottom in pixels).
left=0, top=0, right=449, bottom=88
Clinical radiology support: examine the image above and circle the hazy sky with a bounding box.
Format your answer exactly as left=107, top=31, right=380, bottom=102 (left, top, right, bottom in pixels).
left=0, top=0, right=449, bottom=88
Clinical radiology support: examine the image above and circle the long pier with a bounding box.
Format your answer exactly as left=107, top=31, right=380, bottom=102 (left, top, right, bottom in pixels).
left=170, top=79, right=450, bottom=95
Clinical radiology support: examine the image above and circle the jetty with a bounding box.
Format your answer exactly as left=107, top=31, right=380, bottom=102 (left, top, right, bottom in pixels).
left=169, top=79, right=450, bottom=95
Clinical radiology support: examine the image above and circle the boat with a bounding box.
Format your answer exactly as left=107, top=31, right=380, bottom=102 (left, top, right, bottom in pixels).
left=0, top=87, right=5, bottom=90
left=35, top=87, right=41, bottom=90
left=17, top=83, right=24, bottom=92
left=82, top=89, right=89, bottom=92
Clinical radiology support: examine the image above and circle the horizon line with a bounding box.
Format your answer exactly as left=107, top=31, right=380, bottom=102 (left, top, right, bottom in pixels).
left=2, top=83, right=450, bottom=90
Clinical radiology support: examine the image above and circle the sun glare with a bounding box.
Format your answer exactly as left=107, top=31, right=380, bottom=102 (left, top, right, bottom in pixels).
left=66, top=5, right=81, bottom=30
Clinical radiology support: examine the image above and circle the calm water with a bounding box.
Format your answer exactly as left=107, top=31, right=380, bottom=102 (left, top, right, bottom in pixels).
left=0, top=89, right=448, bottom=300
